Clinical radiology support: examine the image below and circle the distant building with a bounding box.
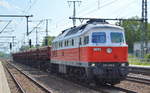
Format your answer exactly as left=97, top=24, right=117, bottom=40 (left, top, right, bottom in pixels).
left=133, top=42, right=150, bottom=57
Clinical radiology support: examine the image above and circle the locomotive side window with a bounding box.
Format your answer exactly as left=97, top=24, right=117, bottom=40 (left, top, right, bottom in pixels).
left=92, top=32, right=106, bottom=43
left=60, top=41, right=63, bottom=47
left=111, top=32, right=124, bottom=43
left=84, top=36, right=89, bottom=45
left=71, top=39, right=74, bottom=46
left=59, top=42, right=61, bottom=48
left=65, top=40, right=67, bottom=46
left=79, top=38, right=82, bottom=45
left=67, top=40, right=69, bottom=46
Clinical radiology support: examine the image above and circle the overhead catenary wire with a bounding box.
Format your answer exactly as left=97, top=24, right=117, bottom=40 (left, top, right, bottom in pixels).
left=53, top=1, right=97, bottom=26
left=27, top=19, right=44, bottom=36
left=54, top=0, right=121, bottom=29
left=114, top=0, right=141, bottom=18
left=78, top=0, right=120, bottom=17
left=53, top=0, right=103, bottom=29
left=0, top=20, right=12, bottom=34
left=54, top=0, right=121, bottom=27
left=12, top=0, right=39, bottom=45
left=1, top=0, right=149, bottom=52
left=23, top=0, right=39, bottom=14
left=0, top=0, right=39, bottom=52
left=77, top=0, right=98, bottom=14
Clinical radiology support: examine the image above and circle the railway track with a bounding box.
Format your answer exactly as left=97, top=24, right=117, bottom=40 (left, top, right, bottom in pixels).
left=3, top=62, right=52, bottom=93
left=129, top=66, right=150, bottom=75
left=4, top=60, right=150, bottom=93
left=5, top=65, right=26, bottom=93
left=10, top=62, right=136, bottom=93
left=126, top=74, right=150, bottom=85
left=8, top=62, right=103, bottom=93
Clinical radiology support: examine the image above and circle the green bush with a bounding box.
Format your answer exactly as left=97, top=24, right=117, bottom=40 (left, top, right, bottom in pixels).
left=144, top=53, right=150, bottom=59
left=128, top=54, right=136, bottom=58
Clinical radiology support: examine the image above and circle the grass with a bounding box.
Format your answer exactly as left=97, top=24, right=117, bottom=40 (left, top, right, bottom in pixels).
left=128, top=58, right=150, bottom=66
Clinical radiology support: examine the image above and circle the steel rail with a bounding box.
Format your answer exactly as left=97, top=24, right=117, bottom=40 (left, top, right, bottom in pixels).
left=127, top=76, right=150, bottom=82
left=5, top=65, right=26, bottom=93
left=7, top=62, right=52, bottom=93
left=126, top=76, right=150, bottom=85
left=129, top=66, right=150, bottom=75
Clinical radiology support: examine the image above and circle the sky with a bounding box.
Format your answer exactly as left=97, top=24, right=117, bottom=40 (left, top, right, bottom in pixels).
left=0, top=0, right=149, bottom=52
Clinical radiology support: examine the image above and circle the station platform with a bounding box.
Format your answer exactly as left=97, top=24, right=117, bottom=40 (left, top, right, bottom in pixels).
left=129, top=65, right=150, bottom=69
left=0, top=61, right=11, bottom=93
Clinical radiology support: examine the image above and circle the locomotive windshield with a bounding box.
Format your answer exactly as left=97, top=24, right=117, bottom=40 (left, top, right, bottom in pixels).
left=92, top=32, right=106, bottom=43
left=111, top=32, right=124, bottom=43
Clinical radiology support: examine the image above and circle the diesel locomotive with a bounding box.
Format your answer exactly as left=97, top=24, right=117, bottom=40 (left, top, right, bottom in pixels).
left=12, top=19, right=129, bottom=85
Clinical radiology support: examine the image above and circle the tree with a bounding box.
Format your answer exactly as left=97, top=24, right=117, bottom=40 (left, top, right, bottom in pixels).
left=121, top=16, right=150, bottom=53
left=19, top=45, right=35, bottom=51
left=0, top=52, right=10, bottom=58
left=121, top=16, right=142, bottom=53
left=42, top=36, right=55, bottom=46
left=0, top=52, right=5, bottom=57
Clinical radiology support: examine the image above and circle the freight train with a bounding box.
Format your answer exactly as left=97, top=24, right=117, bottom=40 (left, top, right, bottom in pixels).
left=12, top=19, right=129, bottom=85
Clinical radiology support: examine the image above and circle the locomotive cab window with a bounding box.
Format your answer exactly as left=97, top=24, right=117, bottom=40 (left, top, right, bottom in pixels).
left=111, top=32, right=124, bottom=43
left=92, top=32, right=106, bottom=43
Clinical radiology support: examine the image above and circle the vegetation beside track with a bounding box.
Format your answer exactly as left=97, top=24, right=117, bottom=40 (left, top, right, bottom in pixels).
left=128, top=55, right=150, bottom=66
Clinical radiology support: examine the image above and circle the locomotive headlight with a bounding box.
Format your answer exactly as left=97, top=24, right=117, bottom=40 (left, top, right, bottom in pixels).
left=91, top=63, right=96, bottom=67
left=121, top=63, right=126, bottom=66
left=106, top=48, right=112, bottom=53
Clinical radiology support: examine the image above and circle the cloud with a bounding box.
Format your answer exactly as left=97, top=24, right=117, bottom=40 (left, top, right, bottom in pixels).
left=0, top=0, right=12, bottom=9
left=0, top=0, right=21, bottom=11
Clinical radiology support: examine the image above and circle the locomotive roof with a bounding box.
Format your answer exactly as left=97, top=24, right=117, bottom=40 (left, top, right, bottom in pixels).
left=53, top=22, right=124, bottom=42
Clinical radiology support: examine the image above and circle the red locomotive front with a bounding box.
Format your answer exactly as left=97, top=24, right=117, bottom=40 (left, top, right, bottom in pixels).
left=80, top=46, right=128, bottom=63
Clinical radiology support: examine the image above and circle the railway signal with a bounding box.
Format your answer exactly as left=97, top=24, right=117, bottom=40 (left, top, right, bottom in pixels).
left=0, top=36, right=16, bottom=51
left=10, top=43, right=12, bottom=50
left=29, top=39, right=32, bottom=48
